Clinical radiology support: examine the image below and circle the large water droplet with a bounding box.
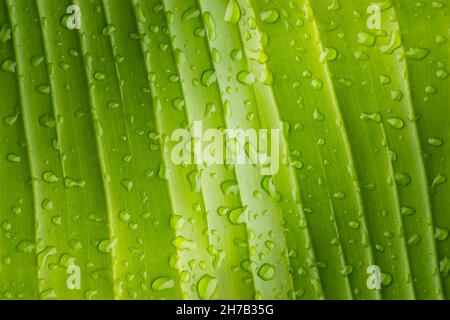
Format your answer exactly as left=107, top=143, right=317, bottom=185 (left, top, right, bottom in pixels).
left=237, top=70, right=255, bottom=85
left=257, top=263, right=275, bottom=280
left=224, top=0, right=241, bottom=24
left=197, top=275, right=218, bottom=300
left=260, top=9, right=280, bottom=24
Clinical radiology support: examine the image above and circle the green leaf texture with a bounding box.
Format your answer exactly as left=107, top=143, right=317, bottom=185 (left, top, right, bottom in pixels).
left=0, top=0, right=449, bottom=300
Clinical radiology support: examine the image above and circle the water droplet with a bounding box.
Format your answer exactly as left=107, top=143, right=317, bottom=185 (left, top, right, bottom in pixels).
left=41, top=199, right=54, bottom=210
left=1, top=59, right=16, bottom=73
left=3, top=113, right=19, bottom=127
left=265, top=240, right=274, bottom=250
left=211, top=48, right=221, bottom=63
left=390, top=90, right=403, bottom=101
left=197, top=275, right=218, bottom=300
left=340, top=265, right=354, bottom=277
left=151, top=277, right=174, bottom=292
left=172, top=237, right=196, bottom=250
left=1, top=221, right=12, bottom=231
left=182, top=7, right=200, bottom=21
left=220, top=179, right=238, bottom=196
left=97, top=238, right=118, bottom=254
left=31, top=54, right=45, bottom=67
left=118, top=210, right=131, bottom=223
left=65, top=177, right=86, bottom=189
left=43, top=171, right=59, bottom=183
left=6, top=153, right=21, bottom=163
left=407, top=234, right=421, bottom=246
left=431, top=174, right=447, bottom=191
left=248, top=50, right=268, bottom=64
left=440, top=257, right=450, bottom=277
left=201, top=69, right=217, bottom=87
left=170, top=215, right=185, bottom=231
left=432, top=1, right=446, bottom=8
left=102, top=24, right=116, bottom=36
left=386, top=117, right=404, bottom=129
left=257, top=263, right=275, bottom=280
left=428, top=137, right=443, bottom=147
left=406, top=47, right=430, bottom=60
left=237, top=70, right=255, bottom=85
left=436, top=69, right=449, bottom=79
left=394, top=172, right=412, bottom=187
left=261, top=176, right=281, bottom=201
left=224, top=0, right=241, bottom=24
left=259, top=70, right=273, bottom=85
left=107, top=101, right=120, bottom=109
left=360, top=112, right=382, bottom=123
left=171, top=97, right=185, bottom=111
left=230, top=48, right=242, bottom=62
left=357, top=32, right=376, bottom=47
left=380, top=30, right=402, bottom=55
left=425, top=86, right=437, bottom=94
left=302, top=70, right=312, bottom=79
left=0, top=23, right=12, bottom=44
left=228, top=207, right=248, bottom=225
left=260, top=9, right=280, bottom=24
left=313, top=109, right=325, bottom=121
left=39, top=113, right=56, bottom=128
left=68, top=239, right=82, bottom=250
left=401, top=206, right=415, bottom=216
left=180, top=271, right=190, bottom=283
left=204, top=12, right=216, bottom=40
left=40, top=288, right=57, bottom=299
left=333, top=192, right=345, bottom=200
left=68, top=48, right=79, bottom=57
left=94, top=72, right=106, bottom=81
left=187, top=171, right=200, bottom=193
left=381, top=272, right=393, bottom=286
left=311, top=78, right=323, bottom=90
left=435, top=227, right=449, bottom=241
left=16, top=239, right=35, bottom=253
left=353, top=50, right=369, bottom=61
left=120, top=179, right=133, bottom=191
left=348, top=220, right=360, bottom=229
left=380, top=75, right=391, bottom=85
left=51, top=215, right=62, bottom=226
left=291, top=159, right=304, bottom=169
left=36, top=85, right=51, bottom=94
left=320, top=47, right=338, bottom=62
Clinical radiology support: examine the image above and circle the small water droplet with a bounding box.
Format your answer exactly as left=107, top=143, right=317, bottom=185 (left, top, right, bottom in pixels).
left=406, top=47, right=430, bottom=60
left=151, top=277, right=175, bottom=292
left=16, top=239, right=35, bottom=253
left=43, top=171, right=59, bottom=183
left=94, top=72, right=106, bottom=81
left=260, top=9, right=280, bottom=24
left=6, top=153, right=21, bottom=163
left=1, top=59, right=16, bottom=73
left=102, top=24, right=116, bottom=36
left=386, top=117, right=404, bottom=129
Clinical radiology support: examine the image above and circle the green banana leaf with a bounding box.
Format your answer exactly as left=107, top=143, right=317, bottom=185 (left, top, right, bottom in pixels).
left=0, top=0, right=448, bottom=300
